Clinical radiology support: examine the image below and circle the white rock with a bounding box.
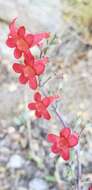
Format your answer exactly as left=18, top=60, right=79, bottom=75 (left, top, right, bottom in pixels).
left=7, top=154, right=24, bottom=169
left=29, top=178, right=49, bottom=190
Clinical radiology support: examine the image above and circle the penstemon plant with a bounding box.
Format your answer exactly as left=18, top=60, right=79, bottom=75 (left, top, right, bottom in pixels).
left=6, top=18, right=83, bottom=189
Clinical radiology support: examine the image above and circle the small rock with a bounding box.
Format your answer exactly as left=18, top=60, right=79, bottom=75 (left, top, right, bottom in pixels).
left=0, top=147, right=11, bottom=163
left=29, top=178, right=49, bottom=190
left=8, top=126, right=16, bottom=134
left=7, top=154, right=25, bottom=169
left=17, top=187, right=28, bottom=190
left=51, top=188, right=57, bottom=190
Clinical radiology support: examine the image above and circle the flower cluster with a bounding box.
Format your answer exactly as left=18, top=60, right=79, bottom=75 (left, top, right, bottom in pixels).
left=6, top=19, right=79, bottom=161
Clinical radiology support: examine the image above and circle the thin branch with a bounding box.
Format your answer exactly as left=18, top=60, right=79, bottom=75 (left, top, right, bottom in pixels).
left=24, top=85, right=32, bottom=150
left=52, top=105, right=67, bottom=128
left=76, top=145, right=81, bottom=190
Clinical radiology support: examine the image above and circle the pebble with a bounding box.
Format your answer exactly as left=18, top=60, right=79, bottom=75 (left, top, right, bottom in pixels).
left=29, top=178, right=49, bottom=190
left=7, top=154, right=25, bottom=169
left=17, top=188, right=28, bottom=190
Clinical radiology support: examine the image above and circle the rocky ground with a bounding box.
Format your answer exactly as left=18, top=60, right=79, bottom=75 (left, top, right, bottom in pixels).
left=0, top=0, right=92, bottom=190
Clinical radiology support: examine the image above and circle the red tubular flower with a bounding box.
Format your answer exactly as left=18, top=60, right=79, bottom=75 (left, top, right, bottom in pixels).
left=13, top=52, right=48, bottom=89
left=6, top=18, right=50, bottom=59
left=48, top=128, right=78, bottom=160
left=88, top=185, right=92, bottom=190
left=28, top=92, right=59, bottom=120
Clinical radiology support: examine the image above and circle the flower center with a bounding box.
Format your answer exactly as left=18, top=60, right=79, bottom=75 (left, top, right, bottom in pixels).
left=23, top=66, right=35, bottom=77
left=17, top=38, right=29, bottom=51
left=36, top=102, right=45, bottom=112
left=59, top=137, right=69, bottom=149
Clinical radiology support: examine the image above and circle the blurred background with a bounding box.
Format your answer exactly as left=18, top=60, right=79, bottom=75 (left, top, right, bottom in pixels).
left=0, top=0, right=92, bottom=189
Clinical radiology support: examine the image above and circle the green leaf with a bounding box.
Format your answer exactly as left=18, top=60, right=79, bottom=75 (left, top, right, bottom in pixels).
left=44, top=175, right=56, bottom=183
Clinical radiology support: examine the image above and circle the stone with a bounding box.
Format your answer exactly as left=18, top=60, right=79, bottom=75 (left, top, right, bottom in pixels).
left=17, top=187, right=28, bottom=190
left=7, top=154, right=25, bottom=169
left=29, top=178, right=49, bottom=190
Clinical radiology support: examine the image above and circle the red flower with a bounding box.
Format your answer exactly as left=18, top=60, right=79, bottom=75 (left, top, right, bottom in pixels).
left=28, top=92, right=59, bottom=120
left=88, top=185, right=92, bottom=190
left=13, top=52, right=48, bottom=89
left=48, top=128, right=78, bottom=160
left=6, top=18, right=50, bottom=59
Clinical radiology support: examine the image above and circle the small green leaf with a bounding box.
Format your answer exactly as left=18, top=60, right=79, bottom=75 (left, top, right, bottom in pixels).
left=44, top=175, right=56, bottom=183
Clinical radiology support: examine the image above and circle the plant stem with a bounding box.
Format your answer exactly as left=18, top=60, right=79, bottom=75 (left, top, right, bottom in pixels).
left=52, top=105, right=67, bottom=128
left=76, top=145, right=81, bottom=190
left=24, top=85, right=32, bottom=150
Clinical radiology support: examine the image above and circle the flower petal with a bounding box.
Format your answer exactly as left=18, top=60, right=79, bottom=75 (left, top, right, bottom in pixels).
left=43, top=96, right=59, bottom=107
left=17, top=26, right=25, bottom=37
left=19, top=74, right=28, bottom=84
left=47, top=134, right=59, bottom=143
left=34, top=61, right=45, bottom=75
left=28, top=103, right=36, bottom=110
left=60, top=128, right=71, bottom=138
left=25, top=34, right=33, bottom=46
left=34, top=92, right=41, bottom=102
left=9, top=18, right=17, bottom=37
left=6, top=37, right=15, bottom=48
left=34, top=57, right=48, bottom=75
left=51, top=143, right=59, bottom=154
left=12, top=63, right=23, bottom=73
left=32, top=32, right=50, bottom=46
left=60, top=148, right=70, bottom=161
left=29, top=76, right=37, bottom=89
left=14, top=48, right=22, bottom=59
left=24, top=51, right=34, bottom=66
left=69, top=133, right=78, bottom=147
left=35, top=111, right=41, bottom=118
left=42, top=97, right=51, bottom=107
left=43, top=110, right=51, bottom=120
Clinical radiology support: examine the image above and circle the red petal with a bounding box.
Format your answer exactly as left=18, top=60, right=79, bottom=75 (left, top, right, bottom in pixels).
left=32, top=32, right=50, bottom=46
left=34, top=57, right=48, bottom=75
left=28, top=103, right=36, bottom=110
left=25, top=34, right=33, bottom=46
left=14, top=48, right=22, bottom=59
left=69, top=133, right=78, bottom=147
left=35, top=111, right=41, bottom=118
left=12, top=63, right=23, bottom=73
left=19, top=74, right=28, bottom=84
left=43, top=110, right=51, bottom=120
left=89, top=186, right=92, bottom=190
left=60, top=148, right=70, bottom=161
left=47, top=134, right=59, bottom=143
left=9, top=18, right=17, bottom=37
left=29, top=76, right=37, bottom=89
left=43, top=96, right=59, bottom=107
left=42, top=97, right=51, bottom=107
left=24, top=51, right=34, bottom=66
left=17, top=26, right=25, bottom=37
left=6, top=37, right=15, bottom=48
left=34, top=61, right=45, bottom=75
left=51, top=143, right=59, bottom=154
left=34, top=92, right=41, bottom=101
left=60, top=128, right=71, bottom=138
